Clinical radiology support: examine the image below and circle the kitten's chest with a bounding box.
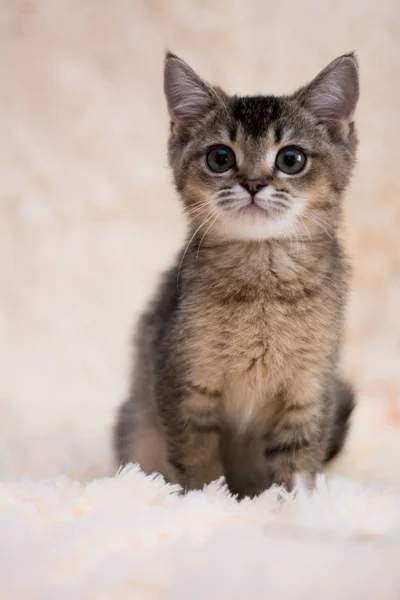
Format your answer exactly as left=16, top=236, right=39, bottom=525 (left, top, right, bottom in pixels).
left=187, top=297, right=286, bottom=426
left=187, top=294, right=312, bottom=387
left=180, top=239, right=339, bottom=430
left=221, top=300, right=294, bottom=424
left=185, top=291, right=330, bottom=428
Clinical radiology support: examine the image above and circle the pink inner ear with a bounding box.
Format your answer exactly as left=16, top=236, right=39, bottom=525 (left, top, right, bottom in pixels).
left=302, top=58, right=359, bottom=131
left=164, top=58, right=214, bottom=127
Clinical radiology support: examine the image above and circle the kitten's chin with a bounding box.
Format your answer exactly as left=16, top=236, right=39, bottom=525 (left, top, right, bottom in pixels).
left=213, top=210, right=300, bottom=242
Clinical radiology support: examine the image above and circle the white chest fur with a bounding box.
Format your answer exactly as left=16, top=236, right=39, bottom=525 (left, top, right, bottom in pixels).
left=222, top=356, right=279, bottom=432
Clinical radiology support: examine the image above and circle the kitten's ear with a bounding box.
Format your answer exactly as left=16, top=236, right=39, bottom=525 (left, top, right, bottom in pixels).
left=295, top=53, right=359, bottom=140
left=164, top=52, right=216, bottom=135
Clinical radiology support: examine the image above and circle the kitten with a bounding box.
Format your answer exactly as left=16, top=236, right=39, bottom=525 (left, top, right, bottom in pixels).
left=115, top=51, right=358, bottom=497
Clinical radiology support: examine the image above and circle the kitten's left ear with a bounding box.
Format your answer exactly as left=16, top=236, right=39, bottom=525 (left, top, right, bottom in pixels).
left=295, top=53, right=359, bottom=140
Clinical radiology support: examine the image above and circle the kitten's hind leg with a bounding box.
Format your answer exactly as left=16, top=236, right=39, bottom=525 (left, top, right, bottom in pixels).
left=114, top=400, right=173, bottom=482
left=325, top=378, right=355, bottom=463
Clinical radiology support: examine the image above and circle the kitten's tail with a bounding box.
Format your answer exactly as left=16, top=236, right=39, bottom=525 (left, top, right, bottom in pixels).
left=325, top=379, right=355, bottom=463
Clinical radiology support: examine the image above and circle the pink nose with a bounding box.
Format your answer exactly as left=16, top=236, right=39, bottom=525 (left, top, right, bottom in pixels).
left=240, top=177, right=267, bottom=195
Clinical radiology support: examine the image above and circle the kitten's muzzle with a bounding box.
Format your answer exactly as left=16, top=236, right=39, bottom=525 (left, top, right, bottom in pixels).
left=240, top=177, right=268, bottom=197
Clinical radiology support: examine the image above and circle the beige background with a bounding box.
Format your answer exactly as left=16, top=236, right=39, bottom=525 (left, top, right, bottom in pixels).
left=0, top=0, right=399, bottom=480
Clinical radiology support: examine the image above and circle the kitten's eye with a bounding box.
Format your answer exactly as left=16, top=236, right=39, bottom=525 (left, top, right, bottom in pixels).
left=206, top=145, right=236, bottom=173
left=275, top=147, right=306, bottom=175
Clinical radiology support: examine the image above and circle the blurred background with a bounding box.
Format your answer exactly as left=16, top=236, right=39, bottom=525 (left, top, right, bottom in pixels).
left=0, top=0, right=399, bottom=481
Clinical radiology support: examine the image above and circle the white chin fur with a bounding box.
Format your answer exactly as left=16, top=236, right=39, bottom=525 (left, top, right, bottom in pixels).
left=215, top=201, right=306, bottom=241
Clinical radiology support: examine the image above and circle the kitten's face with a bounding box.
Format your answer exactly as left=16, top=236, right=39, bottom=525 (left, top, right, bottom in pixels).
left=165, top=53, right=359, bottom=242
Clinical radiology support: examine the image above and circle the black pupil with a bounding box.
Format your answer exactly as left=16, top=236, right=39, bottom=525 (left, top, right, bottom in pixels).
left=284, top=152, right=297, bottom=167
left=215, top=151, right=229, bottom=166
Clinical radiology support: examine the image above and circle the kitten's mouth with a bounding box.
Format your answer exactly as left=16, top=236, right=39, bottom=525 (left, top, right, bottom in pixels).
left=238, top=198, right=287, bottom=217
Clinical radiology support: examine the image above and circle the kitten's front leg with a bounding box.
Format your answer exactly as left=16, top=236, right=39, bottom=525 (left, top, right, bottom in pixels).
left=161, top=383, right=224, bottom=491
left=263, top=384, right=327, bottom=491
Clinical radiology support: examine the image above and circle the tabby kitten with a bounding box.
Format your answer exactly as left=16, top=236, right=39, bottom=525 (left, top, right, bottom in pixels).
left=115, top=51, right=358, bottom=497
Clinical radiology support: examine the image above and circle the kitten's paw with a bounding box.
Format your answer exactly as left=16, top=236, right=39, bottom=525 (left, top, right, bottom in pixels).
left=293, top=471, right=316, bottom=491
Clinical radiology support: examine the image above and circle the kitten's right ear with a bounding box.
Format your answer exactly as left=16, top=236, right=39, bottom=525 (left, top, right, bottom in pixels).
left=164, top=52, right=216, bottom=135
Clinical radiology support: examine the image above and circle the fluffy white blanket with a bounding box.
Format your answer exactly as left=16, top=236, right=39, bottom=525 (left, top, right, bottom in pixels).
left=2, top=400, right=400, bottom=599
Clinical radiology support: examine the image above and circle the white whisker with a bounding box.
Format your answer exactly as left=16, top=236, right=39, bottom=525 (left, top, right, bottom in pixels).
left=177, top=210, right=216, bottom=290
left=196, top=213, right=219, bottom=262
left=295, top=223, right=299, bottom=257
left=299, top=215, right=313, bottom=243
left=302, top=213, right=334, bottom=240
left=183, top=202, right=210, bottom=217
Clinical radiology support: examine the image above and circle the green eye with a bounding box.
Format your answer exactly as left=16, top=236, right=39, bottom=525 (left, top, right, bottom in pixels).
left=206, top=145, right=236, bottom=173
left=275, top=146, right=307, bottom=175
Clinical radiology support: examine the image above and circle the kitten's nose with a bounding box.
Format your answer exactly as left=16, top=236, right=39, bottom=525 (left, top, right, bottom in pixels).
left=240, top=177, right=267, bottom=196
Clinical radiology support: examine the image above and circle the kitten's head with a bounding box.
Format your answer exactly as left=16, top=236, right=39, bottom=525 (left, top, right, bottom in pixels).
left=164, top=52, right=359, bottom=242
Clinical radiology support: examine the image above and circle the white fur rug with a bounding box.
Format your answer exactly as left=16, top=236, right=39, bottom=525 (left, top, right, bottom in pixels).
left=2, top=469, right=400, bottom=600
left=1, top=1, right=400, bottom=598
left=2, top=399, right=400, bottom=599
